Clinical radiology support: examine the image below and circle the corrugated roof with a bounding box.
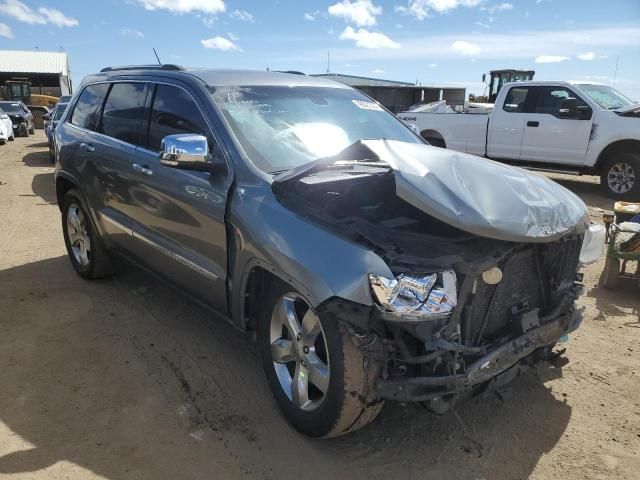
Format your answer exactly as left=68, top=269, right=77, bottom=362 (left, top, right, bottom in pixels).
left=0, top=50, right=69, bottom=76
left=312, top=73, right=414, bottom=87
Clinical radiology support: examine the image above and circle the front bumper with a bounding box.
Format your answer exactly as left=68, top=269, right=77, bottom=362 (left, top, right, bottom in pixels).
left=377, top=309, right=582, bottom=402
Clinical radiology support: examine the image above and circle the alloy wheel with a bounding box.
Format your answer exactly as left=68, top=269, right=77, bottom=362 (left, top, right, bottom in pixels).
left=67, top=204, right=91, bottom=266
left=269, top=293, right=330, bottom=411
left=607, top=162, right=636, bottom=194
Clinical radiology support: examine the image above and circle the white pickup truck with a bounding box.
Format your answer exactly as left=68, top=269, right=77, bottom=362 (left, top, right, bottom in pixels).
left=398, top=81, right=640, bottom=200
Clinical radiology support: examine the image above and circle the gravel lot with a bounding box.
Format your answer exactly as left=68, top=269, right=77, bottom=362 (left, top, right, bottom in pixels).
left=0, top=131, right=639, bottom=480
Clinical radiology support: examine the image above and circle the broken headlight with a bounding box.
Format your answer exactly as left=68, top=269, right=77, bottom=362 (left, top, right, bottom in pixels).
left=369, top=271, right=457, bottom=316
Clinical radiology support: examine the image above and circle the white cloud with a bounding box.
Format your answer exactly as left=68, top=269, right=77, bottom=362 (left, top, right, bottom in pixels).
left=0, top=22, right=12, bottom=38
left=451, top=40, right=480, bottom=55
left=296, top=27, right=639, bottom=63
left=577, top=51, right=595, bottom=61
left=535, top=55, right=571, bottom=63
left=372, top=68, right=385, bottom=73
left=339, top=26, right=400, bottom=48
left=122, top=28, right=144, bottom=39
left=475, top=21, right=490, bottom=29
left=0, top=0, right=78, bottom=27
left=201, top=36, right=240, bottom=51
left=133, top=0, right=225, bottom=14
left=304, top=13, right=315, bottom=20
left=38, top=7, right=78, bottom=27
left=428, top=63, right=437, bottom=67
left=227, top=31, right=238, bottom=41
left=328, top=0, right=382, bottom=27
left=482, top=2, right=513, bottom=14
left=395, top=0, right=482, bottom=20
left=230, top=9, right=253, bottom=22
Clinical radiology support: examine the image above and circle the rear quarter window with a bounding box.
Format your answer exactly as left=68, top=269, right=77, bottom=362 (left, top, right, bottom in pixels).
left=70, top=83, right=109, bottom=131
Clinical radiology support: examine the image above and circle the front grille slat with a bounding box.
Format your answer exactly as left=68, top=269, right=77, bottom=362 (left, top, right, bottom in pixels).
left=468, top=236, right=582, bottom=345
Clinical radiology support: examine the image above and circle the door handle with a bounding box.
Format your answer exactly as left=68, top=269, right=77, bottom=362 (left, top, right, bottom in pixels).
left=527, top=121, right=539, bottom=127
left=80, top=142, right=95, bottom=152
left=132, top=163, right=153, bottom=176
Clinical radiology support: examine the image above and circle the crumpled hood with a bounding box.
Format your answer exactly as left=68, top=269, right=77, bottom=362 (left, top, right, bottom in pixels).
left=274, top=139, right=589, bottom=243
left=359, top=140, right=589, bottom=243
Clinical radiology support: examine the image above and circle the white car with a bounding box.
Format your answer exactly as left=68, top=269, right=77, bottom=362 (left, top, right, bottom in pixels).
left=0, top=107, right=15, bottom=144
left=399, top=81, right=640, bottom=200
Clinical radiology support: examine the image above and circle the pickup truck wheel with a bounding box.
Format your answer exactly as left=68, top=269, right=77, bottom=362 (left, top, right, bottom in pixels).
left=61, top=189, right=116, bottom=279
left=601, top=153, right=640, bottom=200
left=258, top=285, right=383, bottom=437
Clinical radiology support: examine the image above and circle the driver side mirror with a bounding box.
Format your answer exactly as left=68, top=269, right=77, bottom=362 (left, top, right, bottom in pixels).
left=160, top=134, right=211, bottom=171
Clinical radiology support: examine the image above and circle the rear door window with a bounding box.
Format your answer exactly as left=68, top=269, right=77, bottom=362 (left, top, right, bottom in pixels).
left=70, top=83, right=109, bottom=131
left=98, top=82, right=146, bottom=145
left=146, top=84, right=210, bottom=152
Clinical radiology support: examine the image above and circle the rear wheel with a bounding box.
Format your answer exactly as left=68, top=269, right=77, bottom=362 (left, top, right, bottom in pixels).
left=61, top=189, right=116, bottom=279
left=258, top=284, right=383, bottom=437
left=600, top=152, right=640, bottom=201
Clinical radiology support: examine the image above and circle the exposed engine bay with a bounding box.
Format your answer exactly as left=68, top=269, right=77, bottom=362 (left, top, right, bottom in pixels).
left=273, top=152, right=587, bottom=413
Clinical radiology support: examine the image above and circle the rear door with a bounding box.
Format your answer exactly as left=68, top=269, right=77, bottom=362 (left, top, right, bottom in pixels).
left=126, top=82, right=231, bottom=312
left=487, top=86, right=532, bottom=159
left=520, top=86, right=593, bottom=165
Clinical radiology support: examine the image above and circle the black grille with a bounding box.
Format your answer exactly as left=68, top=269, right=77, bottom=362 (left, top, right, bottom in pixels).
left=468, top=235, right=582, bottom=344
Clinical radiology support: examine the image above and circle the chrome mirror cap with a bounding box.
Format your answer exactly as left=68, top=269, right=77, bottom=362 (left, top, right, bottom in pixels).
left=159, top=134, right=208, bottom=167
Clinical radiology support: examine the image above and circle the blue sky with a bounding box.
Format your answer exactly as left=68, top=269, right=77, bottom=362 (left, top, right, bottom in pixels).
left=0, top=0, right=639, bottom=99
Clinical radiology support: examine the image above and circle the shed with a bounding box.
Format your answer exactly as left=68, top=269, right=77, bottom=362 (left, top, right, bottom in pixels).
left=0, top=50, right=72, bottom=99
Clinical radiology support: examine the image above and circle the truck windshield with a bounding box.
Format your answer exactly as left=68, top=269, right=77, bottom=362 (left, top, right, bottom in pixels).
left=576, top=84, right=634, bottom=110
left=210, top=85, right=419, bottom=173
left=0, top=102, right=21, bottom=114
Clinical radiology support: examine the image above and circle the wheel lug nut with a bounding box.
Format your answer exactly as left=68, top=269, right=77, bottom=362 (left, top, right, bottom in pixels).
left=296, top=333, right=301, bottom=341
left=303, top=346, right=309, bottom=354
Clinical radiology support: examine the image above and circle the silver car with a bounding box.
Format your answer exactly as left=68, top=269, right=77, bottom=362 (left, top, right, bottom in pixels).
left=54, top=65, right=604, bottom=437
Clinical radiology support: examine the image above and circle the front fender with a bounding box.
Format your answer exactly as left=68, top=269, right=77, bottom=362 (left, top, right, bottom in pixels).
left=228, top=183, right=393, bottom=328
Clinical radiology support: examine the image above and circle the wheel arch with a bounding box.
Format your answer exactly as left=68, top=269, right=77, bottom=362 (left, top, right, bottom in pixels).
left=420, top=129, right=446, bottom=148
left=55, top=174, right=77, bottom=210
left=595, top=139, right=640, bottom=172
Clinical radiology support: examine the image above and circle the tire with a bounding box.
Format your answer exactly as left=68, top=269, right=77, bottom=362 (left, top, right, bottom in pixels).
left=21, top=127, right=29, bottom=137
left=600, top=152, right=640, bottom=201
left=61, top=189, right=116, bottom=279
left=29, top=124, right=35, bottom=134
left=602, top=257, right=620, bottom=289
left=258, top=283, right=383, bottom=438
left=425, top=137, right=446, bottom=148
left=8, top=133, right=14, bottom=141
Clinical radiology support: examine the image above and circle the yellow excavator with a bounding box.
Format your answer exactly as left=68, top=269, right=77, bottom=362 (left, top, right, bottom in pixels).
left=1, top=79, right=59, bottom=107
left=469, top=69, right=535, bottom=103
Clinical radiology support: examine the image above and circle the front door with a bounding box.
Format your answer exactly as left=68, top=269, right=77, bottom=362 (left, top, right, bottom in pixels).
left=126, top=83, right=231, bottom=312
left=487, top=85, right=529, bottom=160
left=520, top=86, right=593, bottom=165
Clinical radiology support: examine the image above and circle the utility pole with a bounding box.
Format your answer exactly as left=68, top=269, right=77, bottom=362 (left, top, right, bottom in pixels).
left=613, top=56, right=619, bottom=88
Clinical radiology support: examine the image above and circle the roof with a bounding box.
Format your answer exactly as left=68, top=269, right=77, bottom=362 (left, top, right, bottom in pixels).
left=312, top=73, right=414, bottom=87
left=91, top=66, right=350, bottom=89
left=0, top=50, right=69, bottom=76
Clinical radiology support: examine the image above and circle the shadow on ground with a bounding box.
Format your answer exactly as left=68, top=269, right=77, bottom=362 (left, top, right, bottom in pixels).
left=21, top=150, right=52, bottom=168
left=0, top=255, right=572, bottom=479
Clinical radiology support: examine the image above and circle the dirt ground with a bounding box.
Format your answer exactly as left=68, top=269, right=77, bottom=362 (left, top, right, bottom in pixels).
left=0, top=131, right=638, bottom=480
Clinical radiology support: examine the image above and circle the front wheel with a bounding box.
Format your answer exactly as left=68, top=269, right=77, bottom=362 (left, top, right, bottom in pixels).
left=600, top=152, right=640, bottom=201
left=258, top=285, right=383, bottom=437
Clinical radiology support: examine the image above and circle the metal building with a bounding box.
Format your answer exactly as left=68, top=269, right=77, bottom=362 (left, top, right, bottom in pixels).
left=312, top=73, right=466, bottom=113
left=0, top=50, right=72, bottom=99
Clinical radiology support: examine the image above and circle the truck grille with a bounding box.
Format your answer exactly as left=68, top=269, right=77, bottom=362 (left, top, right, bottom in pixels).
left=469, top=235, right=582, bottom=344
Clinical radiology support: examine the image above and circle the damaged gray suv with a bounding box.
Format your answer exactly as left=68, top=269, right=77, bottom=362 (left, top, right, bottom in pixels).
left=54, top=66, right=605, bottom=437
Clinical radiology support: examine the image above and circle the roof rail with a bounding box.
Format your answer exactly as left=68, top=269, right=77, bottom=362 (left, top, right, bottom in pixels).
left=275, top=70, right=306, bottom=76
left=99, top=64, right=184, bottom=73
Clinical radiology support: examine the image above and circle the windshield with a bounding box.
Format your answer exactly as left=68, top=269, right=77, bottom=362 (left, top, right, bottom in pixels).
left=0, top=102, right=21, bottom=114
left=210, top=85, right=420, bottom=173
left=54, top=103, right=68, bottom=121
left=576, top=84, right=634, bottom=110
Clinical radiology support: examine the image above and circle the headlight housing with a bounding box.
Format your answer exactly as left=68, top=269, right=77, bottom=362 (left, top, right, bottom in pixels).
left=579, top=223, right=606, bottom=265
left=369, top=270, right=457, bottom=316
